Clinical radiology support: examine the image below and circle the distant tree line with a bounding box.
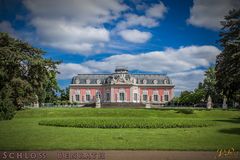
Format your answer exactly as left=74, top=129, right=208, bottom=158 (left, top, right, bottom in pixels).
left=172, top=67, right=222, bottom=107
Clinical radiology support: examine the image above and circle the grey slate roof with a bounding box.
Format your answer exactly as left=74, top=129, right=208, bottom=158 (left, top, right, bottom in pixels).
left=72, top=74, right=110, bottom=84
left=71, top=74, right=172, bottom=85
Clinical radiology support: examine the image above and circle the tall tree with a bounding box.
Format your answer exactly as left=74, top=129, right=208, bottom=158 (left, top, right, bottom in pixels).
left=60, top=87, right=70, bottom=101
left=0, top=33, right=60, bottom=115
left=203, top=67, right=221, bottom=102
left=44, top=71, right=61, bottom=103
left=216, top=9, right=240, bottom=102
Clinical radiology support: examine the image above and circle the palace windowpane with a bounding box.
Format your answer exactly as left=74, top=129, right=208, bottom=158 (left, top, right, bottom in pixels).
left=106, top=93, right=110, bottom=101
left=143, top=95, right=147, bottom=101
left=164, top=95, right=169, bottom=101
left=154, top=95, right=158, bottom=101
left=75, top=95, right=80, bottom=101
left=134, top=93, right=137, bottom=101
left=86, top=94, right=90, bottom=101
left=120, top=93, right=125, bottom=101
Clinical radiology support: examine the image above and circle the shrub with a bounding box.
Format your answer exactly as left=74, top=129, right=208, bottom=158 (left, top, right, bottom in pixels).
left=176, top=109, right=194, bottom=114
left=0, top=95, right=15, bottom=120
left=0, top=86, right=15, bottom=120
left=39, top=117, right=215, bottom=129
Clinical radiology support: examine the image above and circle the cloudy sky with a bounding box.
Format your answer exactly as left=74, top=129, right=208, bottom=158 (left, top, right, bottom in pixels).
left=0, top=0, right=239, bottom=95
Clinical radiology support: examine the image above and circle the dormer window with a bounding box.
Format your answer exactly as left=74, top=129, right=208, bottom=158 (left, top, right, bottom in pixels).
left=164, top=79, right=168, bottom=84
left=86, top=79, right=90, bottom=84
left=96, top=79, right=101, bottom=84
left=143, top=79, right=147, bottom=84
left=75, top=78, right=80, bottom=84
left=153, top=80, right=158, bottom=84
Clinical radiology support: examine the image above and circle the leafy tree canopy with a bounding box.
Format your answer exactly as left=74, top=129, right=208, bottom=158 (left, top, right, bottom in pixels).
left=0, top=33, right=60, bottom=113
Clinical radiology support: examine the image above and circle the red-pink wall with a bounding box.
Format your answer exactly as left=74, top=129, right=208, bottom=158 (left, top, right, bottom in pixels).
left=70, top=86, right=174, bottom=102
left=113, top=87, right=131, bottom=101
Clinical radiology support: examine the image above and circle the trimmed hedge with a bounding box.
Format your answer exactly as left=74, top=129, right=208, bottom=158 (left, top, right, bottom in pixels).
left=39, top=118, right=215, bottom=129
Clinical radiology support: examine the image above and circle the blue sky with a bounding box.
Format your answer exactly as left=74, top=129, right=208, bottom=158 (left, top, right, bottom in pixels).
left=0, top=0, right=239, bottom=95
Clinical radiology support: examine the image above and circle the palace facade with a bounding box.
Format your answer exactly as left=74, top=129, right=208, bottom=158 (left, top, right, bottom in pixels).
left=69, top=67, right=174, bottom=104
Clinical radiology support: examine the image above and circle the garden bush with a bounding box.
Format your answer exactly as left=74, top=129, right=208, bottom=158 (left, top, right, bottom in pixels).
left=0, top=86, right=15, bottom=120
left=39, top=117, right=215, bottom=129
left=176, top=109, right=194, bottom=114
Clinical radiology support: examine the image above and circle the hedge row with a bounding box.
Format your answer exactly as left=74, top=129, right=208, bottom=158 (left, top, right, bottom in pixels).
left=39, top=118, right=215, bottom=129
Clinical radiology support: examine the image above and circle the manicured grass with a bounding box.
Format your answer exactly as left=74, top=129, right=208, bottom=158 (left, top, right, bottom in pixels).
left=0, top=108, right=239, bottom=150
left=39, top=117, right=215, bottom=128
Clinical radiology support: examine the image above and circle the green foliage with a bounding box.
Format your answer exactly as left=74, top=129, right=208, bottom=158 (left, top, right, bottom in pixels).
left=0, top=32, right=60, bottom=117
left=60, top=87, right=69, bottom=101
left=39, top=117, right=215, bottom=129
left=216, top=9, right=240, bottom=102
left=174, top=88, right=205, bottom=105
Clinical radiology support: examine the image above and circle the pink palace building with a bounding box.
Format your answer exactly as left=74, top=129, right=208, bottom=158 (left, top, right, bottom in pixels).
left=69, top=67, right=174, bottom=104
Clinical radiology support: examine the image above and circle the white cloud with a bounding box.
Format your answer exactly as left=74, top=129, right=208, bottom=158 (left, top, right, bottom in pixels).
left=169, top=70, right=205, bottom=94
left=146, top=2, right=167, bottom=19
left=116, top=1, right=167, bottom=29
left=116, top=14, right=159, bottom=29
left=32, top=18, right=109, bottom=54
left=23, top=0, right=128, bottom=26
left=0, top=21, right=17, bottom=37
left=22, top=0, right=128, bottom=54
left=48, top=42, right=93, bottom=53
left=187, top=0, right=240, bottom=30
left=58, top=45, right=221, bottom=92
left=82, top=45, right=220, bottom=73
left=19, top=0, right=169, bottom=53
left=33, top=19, right=110, bottom=43
left=57, top=63, right=93, bottom=79
left=118, top=29, right=152, bottom=43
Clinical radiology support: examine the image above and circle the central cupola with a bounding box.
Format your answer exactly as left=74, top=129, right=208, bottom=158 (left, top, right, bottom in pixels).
left=114, top=66, right=128, bottom=74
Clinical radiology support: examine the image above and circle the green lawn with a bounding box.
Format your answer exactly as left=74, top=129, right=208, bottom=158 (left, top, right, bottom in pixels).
left=0, top=108, right=239, bottom=151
